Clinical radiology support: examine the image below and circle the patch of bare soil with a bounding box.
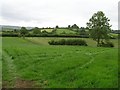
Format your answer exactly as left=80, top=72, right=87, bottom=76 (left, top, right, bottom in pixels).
left=15, top=78, right=35, bottom=88
left=2, top=78, right=38, bottom=88
left=2, top=81, right=11, bottom=88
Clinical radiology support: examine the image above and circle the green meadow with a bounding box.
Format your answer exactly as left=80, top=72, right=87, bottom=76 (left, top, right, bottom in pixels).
left=2, top=37, right=118, bottom=88
left=56, top=29, right=77, bottom=35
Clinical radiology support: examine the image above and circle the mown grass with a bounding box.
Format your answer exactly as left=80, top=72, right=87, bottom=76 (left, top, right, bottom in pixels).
left=2, top=37, right=118, bottom=88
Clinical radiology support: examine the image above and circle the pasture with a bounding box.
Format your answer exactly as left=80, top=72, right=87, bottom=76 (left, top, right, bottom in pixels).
left=40, top=28, right=77, bottom=35
left=41, top=29, right=53, bottom=33
left=56, top=29, right=77, bottom=35
left=2, top=37, right=118, bottom=88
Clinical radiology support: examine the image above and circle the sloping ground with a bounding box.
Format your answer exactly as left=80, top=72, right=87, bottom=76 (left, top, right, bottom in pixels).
left=40, top=28, right=77, bottom=35
left=41, top=29, right=53, bottom=33
left=56, top=29, right=76, bottom=35
left=2, top=38, right=36, bottom=88
left=2, top=37, right=118, bottom=88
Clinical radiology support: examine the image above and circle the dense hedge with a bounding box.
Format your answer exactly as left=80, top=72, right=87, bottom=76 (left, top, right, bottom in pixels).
left=1, top=33, right=19, bottom=37
left=48, top=39, right=88, bottom=46
left=1, top=33, right=89, bottom=38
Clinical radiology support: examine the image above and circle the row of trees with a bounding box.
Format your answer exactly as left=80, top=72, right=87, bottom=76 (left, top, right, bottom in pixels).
left=19, top=25, right=87, bottom=36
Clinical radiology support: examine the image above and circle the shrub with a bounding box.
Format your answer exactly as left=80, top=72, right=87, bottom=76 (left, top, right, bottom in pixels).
left=48, top=39, right=87, bottom=46
left=99, top=41, right=114, bottom=47
left=59, top=39, right=66, bottom=45
left=48, top=40, right=56, bottom=45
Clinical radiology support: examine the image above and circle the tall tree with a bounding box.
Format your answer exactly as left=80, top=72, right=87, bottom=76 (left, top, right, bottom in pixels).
left=55, top=25, right=59, bottom=29
left=20, top=27, right=28, bottom=37
left=68, top=25, right=71, bottom=29
left=87, top=11, right=111, bottom=46
left=33, top=27, right=41, bottom=34
left=71, top=24, right=79, bottom=29
left=71, top=24, right=79, bottom=32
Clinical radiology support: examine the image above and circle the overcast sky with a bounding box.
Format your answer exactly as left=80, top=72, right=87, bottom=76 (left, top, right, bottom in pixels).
left=0, top=0, right=119, bottom=29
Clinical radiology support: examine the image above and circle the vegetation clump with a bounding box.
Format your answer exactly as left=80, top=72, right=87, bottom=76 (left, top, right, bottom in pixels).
left=48, top=39, right=87, bottom=46
left=99, top=41, right=114, bottom=47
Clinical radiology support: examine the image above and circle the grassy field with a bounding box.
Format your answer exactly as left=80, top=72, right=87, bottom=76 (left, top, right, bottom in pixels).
left=2, top=37, right=118, bottom=88
left=40, top=28, right=77, bottom=35
left=109, top=33, right=118, bottom=39
left=0, top=32, right=2, bottom=34
left=56, top=29, right=77, bottom=35
left=41, top=29, right=53, bottom=33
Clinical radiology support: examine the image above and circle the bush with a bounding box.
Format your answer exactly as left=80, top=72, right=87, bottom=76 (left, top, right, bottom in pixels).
left=48, top=39, right=87, bottom=46
left=99, top=41, right=114, bottom=47
left=48, top=40, right=56, bottom=45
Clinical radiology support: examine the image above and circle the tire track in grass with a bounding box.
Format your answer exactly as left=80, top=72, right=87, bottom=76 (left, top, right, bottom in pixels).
left=79, top=49, right=109, bottom=69
left=50, top=49, right=109, bottom=78
left=2, top=50, right=37, bottom=88
left=2, top=51, right=17, bottom=88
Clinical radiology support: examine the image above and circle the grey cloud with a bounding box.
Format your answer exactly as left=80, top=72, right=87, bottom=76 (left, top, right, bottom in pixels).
left=0, top=0, right=119, bottom=29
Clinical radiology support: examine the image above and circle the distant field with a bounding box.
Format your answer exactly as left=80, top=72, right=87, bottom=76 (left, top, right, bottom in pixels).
left=56, top=29, right=77, bottom=35
left=40, top=28, right=77, bottom=35
left=2, top=37, right=118, bottom=88
left=109, top=33, right=118, bottom=38
left=41, top=29, right=53, bottom=33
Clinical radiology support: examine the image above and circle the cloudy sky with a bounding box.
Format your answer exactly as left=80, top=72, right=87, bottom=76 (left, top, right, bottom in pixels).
left=0, top=0, right=119, bottom=29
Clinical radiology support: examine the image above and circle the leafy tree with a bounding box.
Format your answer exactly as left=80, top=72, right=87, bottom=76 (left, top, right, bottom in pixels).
left=20, top=27, right=28, bottom=37
left=55, top=25, right=59, bottom=28
left=71, top=24, right=79, bottom=31
left=87, top=11, right=111, bottom=46
left=14, top=29, right=17, bottom=32
left=33, top=27, right=41, bottom=34
left=80, top=27, right=85, bottom=30
left=68, top=25, right=71, bottom=29
left=71, top=24, right=79, bottom=29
